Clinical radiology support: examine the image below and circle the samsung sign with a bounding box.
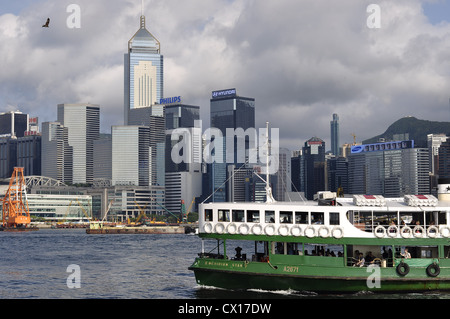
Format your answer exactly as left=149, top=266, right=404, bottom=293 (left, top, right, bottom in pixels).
left=212, top=88, right=237, bottom=99
left=351, top=140, right=414, bottom=154
left=160, top=96, right=181, bottom=104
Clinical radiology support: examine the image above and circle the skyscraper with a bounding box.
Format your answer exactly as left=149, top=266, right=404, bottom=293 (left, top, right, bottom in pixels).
left=57, top=103, right=100, bottom=184
left=302, top=137, right=326, bottom=200
left=439, top=138, right=450, bottom=179
left=0, top=111, right=29, bottom=138
left=207, top=88, right=255, bottom=202
left=111, top=125, right=150, bottom=187
left=330, top=113, right=340, bottom=156
left=124, top=14, right=163, bottom=124
left=41, top=122, right=72, bottom=184
left=348, top=140, right=430, bottom=196
left=128, top=105, right=165, bottom=186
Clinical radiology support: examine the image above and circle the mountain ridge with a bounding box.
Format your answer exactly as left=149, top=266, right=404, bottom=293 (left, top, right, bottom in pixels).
left=362, top=116, right=450, bottom=148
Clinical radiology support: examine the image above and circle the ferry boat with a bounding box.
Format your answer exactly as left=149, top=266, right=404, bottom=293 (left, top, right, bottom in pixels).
left=189, top=185, right=450, bottom=293
left=189, top=124, right=450, bottom=293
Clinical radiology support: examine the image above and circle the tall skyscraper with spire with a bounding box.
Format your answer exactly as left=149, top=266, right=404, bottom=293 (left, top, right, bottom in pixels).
left=124, top=13, right=163, bottom=124
left=330, top=113, right=340, bottom=156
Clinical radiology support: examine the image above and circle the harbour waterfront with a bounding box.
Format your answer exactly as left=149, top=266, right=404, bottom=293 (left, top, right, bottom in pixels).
left=1, top=228, right=450, bottom=299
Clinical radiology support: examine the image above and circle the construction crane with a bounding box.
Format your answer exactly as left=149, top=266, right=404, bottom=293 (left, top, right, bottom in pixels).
left=133, top=201, right=149, bottom=224
left=351, top=133, right=357, bottom=145
left=76, top=199, right=92, bottom=222
left=1, top=167, right=31, bottom=228
left=181, top=197, right=195, bottom=223
left=57, top=201, right=73, bottom=225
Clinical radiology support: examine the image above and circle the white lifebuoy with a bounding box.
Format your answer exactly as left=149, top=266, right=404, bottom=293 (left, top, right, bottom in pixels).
left=291, top=225, right=302, bottom=237
left=251, top=224, right=263, bottom=235
left=226, top=223, right=237, bottom=234
left=304, top=225, right=316, bottom=238
left=318, top=226, right=330, bottom=238
left=427, top=226, right=439, bottom=238
left=203, top=222, right=213, bottom=233
left=413, top=225, right=424, bottom=238
left=400, top=226, right=412, bottom=238
left=331, top=226, right=344, bottom=239
left=264, top=224, right=276, bottom=236
left=278, top=225, right=289, bottom=236
left=239, top=223, right=250, bottom=235
left=440, top=226, right=450, bottom=238
left=374, top=225, right=386, bottom=238
left=215, top=223, right=225, bottom=234
left=387, top=225, right=398, bottom=238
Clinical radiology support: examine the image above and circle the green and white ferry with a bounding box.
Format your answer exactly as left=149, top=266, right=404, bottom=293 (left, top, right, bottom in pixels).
left=189, top=179, right=450, bottom=293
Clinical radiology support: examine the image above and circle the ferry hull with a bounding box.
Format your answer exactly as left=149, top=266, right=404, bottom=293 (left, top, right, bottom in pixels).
left=189, top=259, right=450, bottom=293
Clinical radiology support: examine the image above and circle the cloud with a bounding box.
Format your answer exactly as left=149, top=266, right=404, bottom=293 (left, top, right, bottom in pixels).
left=1, top=0, right=450, bottom=151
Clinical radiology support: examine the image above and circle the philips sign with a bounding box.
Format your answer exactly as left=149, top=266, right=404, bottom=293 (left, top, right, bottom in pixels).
left=160, top=96, right=181, bottom=104
left=212, top=89, right=236, bottom=99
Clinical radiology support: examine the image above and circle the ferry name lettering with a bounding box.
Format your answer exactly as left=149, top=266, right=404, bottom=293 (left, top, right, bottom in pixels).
left=205, top=261, right=229, bottom=267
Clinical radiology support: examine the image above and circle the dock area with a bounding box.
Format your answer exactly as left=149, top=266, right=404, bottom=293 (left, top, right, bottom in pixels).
left=86, top=225, right=189, bottom=234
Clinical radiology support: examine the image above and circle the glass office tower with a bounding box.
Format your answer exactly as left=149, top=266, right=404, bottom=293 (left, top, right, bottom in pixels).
left=207, top=89, right=255, bottom=202
left=330, top=113, right=340, bottom=156
left=124, top=15, right=163, bottom=124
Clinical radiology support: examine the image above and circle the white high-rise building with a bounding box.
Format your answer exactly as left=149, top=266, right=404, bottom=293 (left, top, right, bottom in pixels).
left=111, top=125, right=150, bottom=187
left=41, top=121, right=73, bottom=184
left=57, top=103, right=100, bottom=184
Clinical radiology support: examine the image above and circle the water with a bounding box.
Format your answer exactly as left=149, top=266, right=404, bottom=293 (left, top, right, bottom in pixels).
left=1, top=229, right=450, bottom=299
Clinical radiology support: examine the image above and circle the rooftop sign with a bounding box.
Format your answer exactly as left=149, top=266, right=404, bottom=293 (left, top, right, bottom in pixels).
left=212, top=88, right=236, bottom=99
left=351, top=140, right=414, bottom=154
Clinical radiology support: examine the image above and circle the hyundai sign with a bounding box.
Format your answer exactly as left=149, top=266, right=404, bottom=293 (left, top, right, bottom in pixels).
left=351, top=140, right=414, bottom=154
left=212, top=88, right=236, bottom=99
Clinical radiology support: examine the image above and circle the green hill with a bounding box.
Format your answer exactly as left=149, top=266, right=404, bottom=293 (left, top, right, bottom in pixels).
left=362, top=117, right=450, bottom=148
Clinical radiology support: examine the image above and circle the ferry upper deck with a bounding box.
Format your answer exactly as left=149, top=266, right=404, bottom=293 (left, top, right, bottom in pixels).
left=198, top=193, right=450, bottom=239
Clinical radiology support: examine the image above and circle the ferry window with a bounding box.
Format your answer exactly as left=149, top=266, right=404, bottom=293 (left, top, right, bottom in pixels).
left=247, top=210, right=260, bottom=223
left=232, top=210, right=244, bottom=222
left=205, top=209, right=213, bottom=222
left=395, top=246, right=438, bottom=259
left=444, top=246, right=450, bottom=258
left=373, top=211, right=397, bottom=228
left=425, top=211, right=447, bottom=226
left=295, top=212, right=308, bottom=224
left=305, top=244, right=343, bottom=257
left=265, top=211, right=275, bottom=223
left=280, top=211, right=293, bottom=223
left=330, top=212, right=340, bottom=225
left=218, top=209, right=230, bottom=222
left=438, top=211, right=447, bottom=225
left=274, top=242, right=285, bottom=255
left=273, top=242, right=301, bottom=255
left=311, top=212, right=324, bottom=225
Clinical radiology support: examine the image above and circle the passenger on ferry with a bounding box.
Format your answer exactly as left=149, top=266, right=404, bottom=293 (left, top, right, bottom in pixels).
left=365, top=251, right=374, bottom=263
left=401, top=248, right=411, bottom=259
left=355, top=253, right=365, bottom=267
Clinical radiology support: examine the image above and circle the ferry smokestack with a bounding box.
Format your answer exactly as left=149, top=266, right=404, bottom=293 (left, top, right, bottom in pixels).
left=438, top=178, right=450, bottom=201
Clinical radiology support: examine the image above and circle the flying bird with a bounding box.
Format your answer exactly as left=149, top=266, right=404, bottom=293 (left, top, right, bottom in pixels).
left=42, top=18, right=50, bottom=28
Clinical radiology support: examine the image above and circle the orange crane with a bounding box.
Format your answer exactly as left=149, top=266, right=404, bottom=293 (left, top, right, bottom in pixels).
left=2, top=167, right=31, bottom=228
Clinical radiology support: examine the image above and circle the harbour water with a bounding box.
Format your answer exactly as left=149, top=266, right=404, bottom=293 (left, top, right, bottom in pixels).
left=1, top=228, right=450, bottom=300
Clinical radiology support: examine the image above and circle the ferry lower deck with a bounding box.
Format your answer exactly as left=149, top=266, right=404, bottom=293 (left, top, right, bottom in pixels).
left=190, top=235, right=450, bottom=292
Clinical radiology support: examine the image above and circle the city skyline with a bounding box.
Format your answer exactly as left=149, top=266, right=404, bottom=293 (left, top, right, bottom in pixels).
left=1, top=1, right=450, bottom=152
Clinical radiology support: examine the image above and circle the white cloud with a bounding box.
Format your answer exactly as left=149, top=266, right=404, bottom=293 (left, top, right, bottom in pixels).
left=0, top=0, right=450, bottom=151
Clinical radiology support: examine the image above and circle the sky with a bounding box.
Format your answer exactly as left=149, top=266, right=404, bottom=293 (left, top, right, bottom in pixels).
left=1, top=0, right=450, bottom=152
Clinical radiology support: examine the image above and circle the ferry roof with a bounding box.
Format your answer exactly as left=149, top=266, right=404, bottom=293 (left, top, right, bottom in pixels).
left=201, top=197, right=450, bottom=210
